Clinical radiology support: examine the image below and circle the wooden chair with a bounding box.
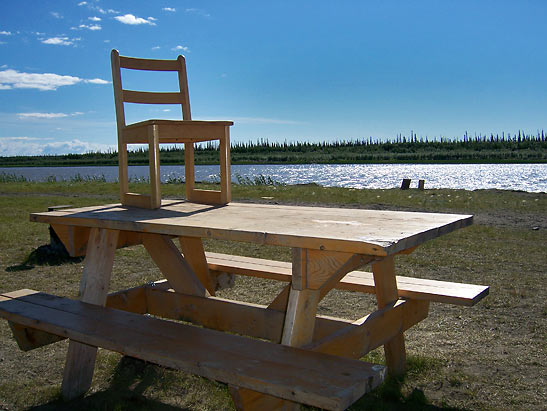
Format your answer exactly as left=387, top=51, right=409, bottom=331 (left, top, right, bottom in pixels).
left=111, top=49, right=233, bottom=209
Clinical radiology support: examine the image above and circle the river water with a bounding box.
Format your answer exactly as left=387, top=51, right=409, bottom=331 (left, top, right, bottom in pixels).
left=1, top=163, right=546, bottom=192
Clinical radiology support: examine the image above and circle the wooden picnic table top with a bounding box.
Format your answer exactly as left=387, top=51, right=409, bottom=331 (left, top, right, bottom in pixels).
left=30, top=200, right=472, bottom=256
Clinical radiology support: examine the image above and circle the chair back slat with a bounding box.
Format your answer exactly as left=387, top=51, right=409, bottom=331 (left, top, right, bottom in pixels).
left=123, top=90, right=184, bottom=105
left=119, top=56, right=181, bottom=71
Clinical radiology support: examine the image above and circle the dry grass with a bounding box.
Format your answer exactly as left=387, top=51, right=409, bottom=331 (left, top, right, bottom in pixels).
left=0, top=182, right=545, bottom=410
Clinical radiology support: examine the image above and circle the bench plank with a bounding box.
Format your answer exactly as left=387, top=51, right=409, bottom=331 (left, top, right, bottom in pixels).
left=206, top=252, right=489, bottom=306
left=0, top=290, right=385, bottom=410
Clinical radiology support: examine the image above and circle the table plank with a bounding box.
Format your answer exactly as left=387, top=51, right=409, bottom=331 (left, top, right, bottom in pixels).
left=30, top=200, right=473, bottom=256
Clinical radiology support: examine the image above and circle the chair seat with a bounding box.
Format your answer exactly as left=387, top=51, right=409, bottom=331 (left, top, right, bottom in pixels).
left=123, top=119, right=234, bottom=144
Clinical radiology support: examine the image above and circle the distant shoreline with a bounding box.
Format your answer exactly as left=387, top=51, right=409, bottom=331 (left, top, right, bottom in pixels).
left=1, top=159, right=546, bottom=167
left=1, top=135, right=545, bottom=166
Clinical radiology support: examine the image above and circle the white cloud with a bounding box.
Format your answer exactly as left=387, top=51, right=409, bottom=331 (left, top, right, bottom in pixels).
left=50, top=12, right=63, bottom=19
left=172, top=45, right=189, bottom=52
left=0, top=137, right=115, bottom=156
left=89, top=16, right=101, bottom=22
left=115, top=14, right=156, bottom=25
left=151, top=46, right=161, bottom=50
left=17, top=112, right=84, bottom=119
left=79, top=24, right=102, bottom=31
left=0, top=69, right=109, bottom=91
left=163, top=7, right=176, bottom=12
left=41, top=36, right=74, bottom=46
left=18, top=112, right=68, bottom=119
left=84, top=78, right=109, bottom=85
left=185, top=8, right=210, bottom=18
left=0, top=31, right=13, bottom=36
left=78, top=1, right=116, bottom=15
left=230, top=117, right=305, bottom=125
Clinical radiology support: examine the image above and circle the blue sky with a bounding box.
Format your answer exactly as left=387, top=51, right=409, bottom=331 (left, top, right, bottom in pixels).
left=0, top=1, right=546, bottom=156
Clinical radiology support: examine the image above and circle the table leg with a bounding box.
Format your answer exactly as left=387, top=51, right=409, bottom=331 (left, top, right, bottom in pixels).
left=371, top=255, right=406, bottom=376
left=230, top=249, right=321, bottom=410
left=62, top=228, right=119, bottom=399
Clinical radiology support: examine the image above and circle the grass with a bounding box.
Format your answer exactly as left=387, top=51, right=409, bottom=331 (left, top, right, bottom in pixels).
left=0, top=180, right=545, bottom=410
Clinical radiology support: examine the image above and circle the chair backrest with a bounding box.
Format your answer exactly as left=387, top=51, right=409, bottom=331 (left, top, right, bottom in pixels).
left=110, top=49, right=192, bottom=133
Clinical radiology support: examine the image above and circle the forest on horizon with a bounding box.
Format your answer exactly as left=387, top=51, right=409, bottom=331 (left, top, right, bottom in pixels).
left=1, top=131, right=545, bottom=167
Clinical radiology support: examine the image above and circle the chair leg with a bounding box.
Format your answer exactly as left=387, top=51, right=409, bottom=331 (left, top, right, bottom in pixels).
left=118, top=141, right=129, bottom=200
left=219, top=128, right=231, bottom=204
left=148, top=125, right=161, bottom=208
left=185, top=142, right=195, bottom=201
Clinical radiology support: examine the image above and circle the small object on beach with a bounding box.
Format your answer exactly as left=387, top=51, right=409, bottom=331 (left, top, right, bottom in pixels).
left=401, top=179, right=411, bottom=190
left=418, top=179, right=425, bottom=190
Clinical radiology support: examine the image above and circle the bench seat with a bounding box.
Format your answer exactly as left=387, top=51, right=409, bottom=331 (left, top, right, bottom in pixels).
left=205, top=252, right=489, bottom=306
left=0, top=289, right=385, bottom=411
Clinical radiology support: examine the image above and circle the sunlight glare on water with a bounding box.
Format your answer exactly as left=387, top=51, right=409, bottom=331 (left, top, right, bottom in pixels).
left=1, top=163, right=545, bottom=192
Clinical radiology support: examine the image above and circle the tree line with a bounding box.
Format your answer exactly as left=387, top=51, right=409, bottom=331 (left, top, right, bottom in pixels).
left=1, top=131, right=545, bottom=167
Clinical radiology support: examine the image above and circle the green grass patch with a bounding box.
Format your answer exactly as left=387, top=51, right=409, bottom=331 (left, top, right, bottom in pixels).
left=0, top=181, right=545, bottom=410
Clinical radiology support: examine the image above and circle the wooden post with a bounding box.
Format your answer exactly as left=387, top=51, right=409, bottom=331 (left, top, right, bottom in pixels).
left=418, top=179, right=425, bottom=190
left=230, top=248, right=322, bottom=410
left=371, top=256, right=406, bottom=376
left=400, top=179, right=411, bottom=190
left=63, top=228, right=119, bottom=399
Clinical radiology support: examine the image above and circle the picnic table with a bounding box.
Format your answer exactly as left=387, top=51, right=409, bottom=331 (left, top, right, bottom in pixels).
left=0, top=200, right=488, bottom=410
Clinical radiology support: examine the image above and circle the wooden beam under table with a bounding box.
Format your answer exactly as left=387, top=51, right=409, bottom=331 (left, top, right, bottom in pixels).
left=142, top=233, right=209, bottom=297
left=62, top=227, right=119, bottom=400
left=372, top=256, right=407, bottom=376
left=231, top=248, right=371, bottom=411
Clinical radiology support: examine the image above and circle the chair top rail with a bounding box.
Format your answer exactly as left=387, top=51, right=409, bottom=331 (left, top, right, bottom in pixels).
left=122, top=90, right=184, bottom=104
left=119, top=55, right=182, bottom=71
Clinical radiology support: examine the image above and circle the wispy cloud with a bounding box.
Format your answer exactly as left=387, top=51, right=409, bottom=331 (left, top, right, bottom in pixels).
left=0, top=69, right=109, bottom=91
left=50, top=12, right=63, bottom=19
left=0, top=31, right=13, bottom=36
left=230, top=117, right=306, bottom=125
left=172, top=45, right=189, bottom=52
left=185, top=8, right=211, bottom=18
left=0, top=137, right=115, bottom=156
left=85, top=78, right=109, bottom=85
left=163, top=7, right=176, bottom=12
left=41, top=36, right=77, bottom=46
left=89, top=16, right=101, bottom=22
left=115, top=14, right=157, bottom=25
left=77, top=24, right=102, bottom=31
left=78, top=1, right=116, bottom=15
left=17, top=112, right=84, bottom=119
left=151, top=46, right=161, bottom=50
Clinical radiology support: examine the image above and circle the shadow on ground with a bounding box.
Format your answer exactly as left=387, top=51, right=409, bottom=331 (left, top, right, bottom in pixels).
left=6, top=228, right=83, bottom=272
left=29, top=357, right=186, bottom=411
left=348, top=375, right=468, bottom=411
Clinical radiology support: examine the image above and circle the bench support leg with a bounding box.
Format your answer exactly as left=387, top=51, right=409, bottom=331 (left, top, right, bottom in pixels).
left=62, top=228, right=119, bottom=400
left=372, top=256, right=406, bottom=376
